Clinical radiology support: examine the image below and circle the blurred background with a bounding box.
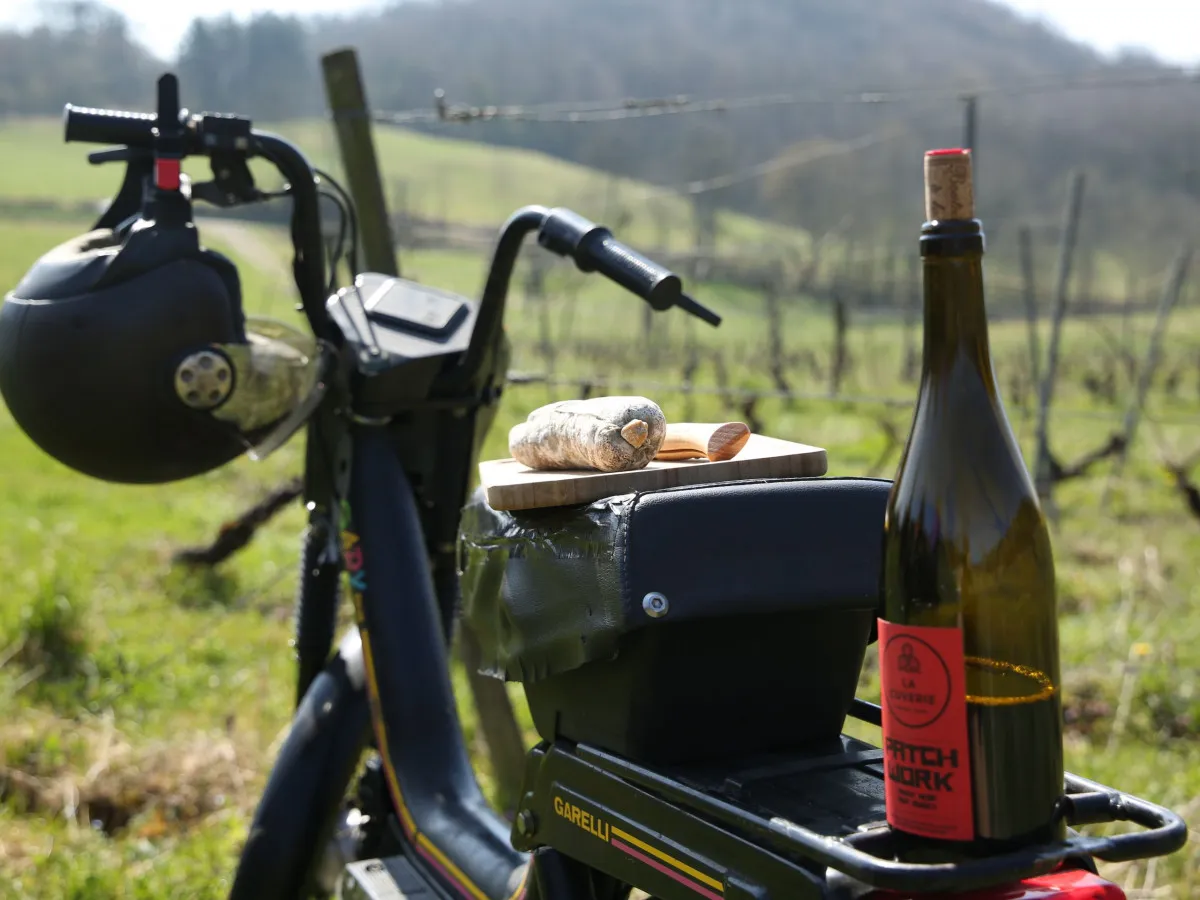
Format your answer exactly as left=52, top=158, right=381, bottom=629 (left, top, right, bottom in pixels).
left=0, top=0, right=1197, bottom=896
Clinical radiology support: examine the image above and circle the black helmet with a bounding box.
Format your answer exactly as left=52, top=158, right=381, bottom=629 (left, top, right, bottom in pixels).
left=0, top=182, right=323, bottom=485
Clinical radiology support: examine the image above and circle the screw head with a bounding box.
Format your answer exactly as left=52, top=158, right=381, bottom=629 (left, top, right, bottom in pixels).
left=642, top=592, right=669, bottom=618
left=516, top=809, right=538, bottom=837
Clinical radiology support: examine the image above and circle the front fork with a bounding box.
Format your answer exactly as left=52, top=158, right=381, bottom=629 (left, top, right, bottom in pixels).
left=293, top=515, right=342, bottom=706
left=227, top=629, right=372, bottom=900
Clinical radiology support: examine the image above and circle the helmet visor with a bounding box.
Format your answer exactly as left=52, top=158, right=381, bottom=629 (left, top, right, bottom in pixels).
left=207, top=317, right=330, bottom=460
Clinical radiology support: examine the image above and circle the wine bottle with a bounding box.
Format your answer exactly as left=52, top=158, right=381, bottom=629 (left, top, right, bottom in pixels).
left=877, top=148, right=1066, bottom=851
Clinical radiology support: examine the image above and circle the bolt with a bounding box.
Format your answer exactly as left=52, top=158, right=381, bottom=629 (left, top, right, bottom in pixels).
left=516, top=809, right=538, bottom=837
left=642, top=592, right=669, bottom=618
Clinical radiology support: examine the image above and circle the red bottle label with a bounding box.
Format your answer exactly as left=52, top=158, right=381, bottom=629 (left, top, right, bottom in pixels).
left=878, top=618, right=974, bottom=841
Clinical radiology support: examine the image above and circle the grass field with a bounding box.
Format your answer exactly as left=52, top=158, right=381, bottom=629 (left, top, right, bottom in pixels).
left=0, top=116, right=1153, bottom=296
left=0, top=116, right=1197, bottom=898
left=0, top=117, right=812, bottom=258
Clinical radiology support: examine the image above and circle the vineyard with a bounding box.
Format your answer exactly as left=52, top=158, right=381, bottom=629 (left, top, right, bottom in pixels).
left=0, top=81, right=1197, bottom=897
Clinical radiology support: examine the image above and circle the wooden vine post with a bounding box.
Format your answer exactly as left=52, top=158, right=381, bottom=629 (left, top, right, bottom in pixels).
left=1018, top=225, right=1041, bottom=395
left=321, top=48, right=401, bottom=276
left=1033, top=170, right=1085, bottom=511
left=1101, top=246, right=1193, bottom=507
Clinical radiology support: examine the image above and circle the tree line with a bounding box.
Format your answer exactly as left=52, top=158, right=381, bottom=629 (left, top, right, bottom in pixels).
left=2, top=0, right=1198, bottom=272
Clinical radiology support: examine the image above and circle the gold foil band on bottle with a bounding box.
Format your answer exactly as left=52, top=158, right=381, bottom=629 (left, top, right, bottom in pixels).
left=964, top=655, right=1058, bottom=706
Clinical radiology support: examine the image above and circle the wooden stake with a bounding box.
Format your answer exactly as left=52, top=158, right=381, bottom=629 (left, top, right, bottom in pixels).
left=830, top=287, right=849, bottom=397
left=962, top=95, right=978, bottom=180
left=764, top=267, right=792, bottom=404
left=1102, top=246, right=1193, bottom=505
left=902, top=253, right=919, bottom=381
left=682, top=317, right=699, bottom=420
left=1033, top=170, right=1085, bottom=508
left=1121, top=271, right=1137, bottom=383
left=320, top=48, right=399, bottom=276
left=456, top=624, right=527, bottom=814
left=1018, top=225, right=1041, bottom=392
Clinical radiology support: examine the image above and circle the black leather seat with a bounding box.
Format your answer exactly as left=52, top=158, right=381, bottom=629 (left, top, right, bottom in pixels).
left=461, top=475, right=893, bottom=678
left=619, top=474, right=893, bottom=622
left=459, top=475, right=894, bottom=764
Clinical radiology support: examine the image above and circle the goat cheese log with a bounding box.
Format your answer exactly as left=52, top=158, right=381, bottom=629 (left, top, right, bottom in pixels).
left=509, top=396, right=667, bottom=472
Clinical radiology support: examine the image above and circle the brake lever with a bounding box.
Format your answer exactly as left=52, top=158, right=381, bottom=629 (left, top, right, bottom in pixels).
left=191, top=180, right=264, bottom=208
left=88, top=146, right=151, bottom=165
left=191, top=153, right=265, bottom=208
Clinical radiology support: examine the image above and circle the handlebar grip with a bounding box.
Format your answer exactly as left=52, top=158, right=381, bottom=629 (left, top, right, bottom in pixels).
left=63, top=104, right=158, bottom=147
left=588, top=233, right=681, bottom=311
left=538, top=207, right=682, bottom=310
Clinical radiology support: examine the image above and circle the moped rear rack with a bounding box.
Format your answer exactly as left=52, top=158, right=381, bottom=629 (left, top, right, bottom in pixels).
left=511, top=699, right=1188, bottom=898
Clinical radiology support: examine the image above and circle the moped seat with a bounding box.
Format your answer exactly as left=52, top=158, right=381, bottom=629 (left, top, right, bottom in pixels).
left=460, top=475, right=891, bottom=679
left=459, top=475, right=893, bottom=764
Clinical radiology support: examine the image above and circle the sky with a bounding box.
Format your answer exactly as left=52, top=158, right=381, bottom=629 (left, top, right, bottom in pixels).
left=1, top=0, right=1197, bottom=68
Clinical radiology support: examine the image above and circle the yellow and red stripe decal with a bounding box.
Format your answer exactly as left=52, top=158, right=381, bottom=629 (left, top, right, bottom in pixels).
left=343, top=527, right=528, bottom=900
left=610, top=827, right=723, bottom=898
left=552, top=794, right=724, bottom=898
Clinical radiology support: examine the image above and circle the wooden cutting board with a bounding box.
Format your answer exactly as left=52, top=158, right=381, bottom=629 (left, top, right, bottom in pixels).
left=479, top=434, right=827, bottom=511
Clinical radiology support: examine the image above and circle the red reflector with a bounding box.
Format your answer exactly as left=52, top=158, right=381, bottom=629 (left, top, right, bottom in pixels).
left=155, top=158, right=181, bottom=191
left=867, top=869, right=1126, bottom=899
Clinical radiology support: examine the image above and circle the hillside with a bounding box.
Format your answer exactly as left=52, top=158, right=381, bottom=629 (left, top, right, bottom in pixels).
left=304, top=0, right=1200, bottom=269
left=2, top=0, right=1198, bottom=276
left=0, top=116, right=809, bottom=259
left=2, top=115, right=1144, bottom=312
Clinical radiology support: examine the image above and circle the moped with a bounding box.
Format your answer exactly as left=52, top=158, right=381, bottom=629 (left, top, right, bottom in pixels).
left=3, top=71, right=1186, bottom=900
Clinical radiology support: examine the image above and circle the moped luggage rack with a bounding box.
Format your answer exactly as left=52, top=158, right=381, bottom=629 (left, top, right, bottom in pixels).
left=547, top=699, right=1188, bottom=896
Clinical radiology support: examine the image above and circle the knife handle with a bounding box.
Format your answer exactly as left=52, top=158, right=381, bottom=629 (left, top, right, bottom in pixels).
left=655, top=422, right=751, bottom=462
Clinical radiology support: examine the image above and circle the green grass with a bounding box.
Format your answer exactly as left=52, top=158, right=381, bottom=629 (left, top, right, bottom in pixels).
left=0, top=177, right=1198, bottom=894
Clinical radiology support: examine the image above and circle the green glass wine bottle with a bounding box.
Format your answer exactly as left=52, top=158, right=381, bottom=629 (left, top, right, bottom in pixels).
left=877, top=148, right=1066, bottom=852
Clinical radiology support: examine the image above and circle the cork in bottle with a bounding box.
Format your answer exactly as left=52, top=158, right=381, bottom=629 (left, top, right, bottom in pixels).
left=924, top=148, right=975, bottom=221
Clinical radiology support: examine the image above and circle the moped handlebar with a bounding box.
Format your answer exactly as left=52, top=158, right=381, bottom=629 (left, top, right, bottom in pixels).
left=61, top=95, right=339, bottom=346
left=538, top=206, right=721, bottom=325
left=61, top=81, right=718, bottom=366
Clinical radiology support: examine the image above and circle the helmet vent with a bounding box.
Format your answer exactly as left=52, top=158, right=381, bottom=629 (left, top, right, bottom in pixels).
left=175, top=349, right=233, bottom=410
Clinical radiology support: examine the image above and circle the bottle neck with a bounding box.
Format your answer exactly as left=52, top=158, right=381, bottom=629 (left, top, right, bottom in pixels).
left=919, top=219, right=993, bottom=384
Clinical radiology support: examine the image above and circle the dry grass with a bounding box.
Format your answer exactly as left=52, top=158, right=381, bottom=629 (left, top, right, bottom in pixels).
left=0, top=709, right=262, bottom=854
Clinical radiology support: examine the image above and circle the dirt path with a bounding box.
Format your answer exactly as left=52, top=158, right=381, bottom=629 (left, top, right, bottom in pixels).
left=198, top=217, right=294, bottom=290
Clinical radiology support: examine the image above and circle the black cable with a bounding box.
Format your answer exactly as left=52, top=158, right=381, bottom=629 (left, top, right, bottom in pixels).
left=318, top=187, right=349, bottom=297
left=315, top=167, right=360, bottom=282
